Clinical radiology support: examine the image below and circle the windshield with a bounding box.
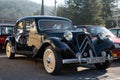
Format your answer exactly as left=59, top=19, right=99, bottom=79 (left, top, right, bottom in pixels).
left=0, top=26, right=13, bottom=35
left=88, top=27, right=115, bottom=37
left=38, top=20, right=72, bottom=31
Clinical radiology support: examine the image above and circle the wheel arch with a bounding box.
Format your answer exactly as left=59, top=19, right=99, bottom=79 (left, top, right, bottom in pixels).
left=34, top=42, right=51, bottom=58
left=4, top=36, right=15, bottom=49
left=33, top=37, right=72, bottom=58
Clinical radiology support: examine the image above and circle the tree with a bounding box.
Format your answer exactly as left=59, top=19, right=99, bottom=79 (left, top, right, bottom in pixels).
left=57, top=0, right=104, bottom=25
left=101, top=0, right=116, bottom=28
left=78, top=0, right=104, bottom=25
left=101, top=0, right=116, bottom=19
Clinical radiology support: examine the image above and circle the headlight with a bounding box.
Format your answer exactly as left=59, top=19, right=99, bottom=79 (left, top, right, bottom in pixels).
left=63, top=31, right=73, bottom=41
left=97, top=33, right=105, bottom=40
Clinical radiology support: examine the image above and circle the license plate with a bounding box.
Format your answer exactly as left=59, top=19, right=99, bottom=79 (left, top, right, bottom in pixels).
left=87, top=57, right=105, bottom=64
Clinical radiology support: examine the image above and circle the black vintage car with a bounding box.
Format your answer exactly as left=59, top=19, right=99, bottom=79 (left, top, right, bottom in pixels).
left=5, top=16, right=114, bottom=74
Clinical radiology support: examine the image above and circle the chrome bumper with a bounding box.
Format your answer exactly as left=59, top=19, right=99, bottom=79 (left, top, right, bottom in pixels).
left=62, top=58, right=86, bottom=64
left=62, top=57, right=112, bottom=64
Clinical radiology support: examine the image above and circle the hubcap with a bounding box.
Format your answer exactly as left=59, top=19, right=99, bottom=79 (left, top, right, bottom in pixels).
left=43, top=48, right=55, bottom=73
left=6, top=43, right=11, bottom=58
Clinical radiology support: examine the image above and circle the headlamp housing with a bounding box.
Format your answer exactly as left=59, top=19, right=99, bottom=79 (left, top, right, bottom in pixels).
left=63, top=31, right=73, bottom=41
left=97, top=33, right=105, bottom=40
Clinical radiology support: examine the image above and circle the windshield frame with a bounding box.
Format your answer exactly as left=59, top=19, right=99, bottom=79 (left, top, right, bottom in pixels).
left=38, top=19, right=72, bottom=31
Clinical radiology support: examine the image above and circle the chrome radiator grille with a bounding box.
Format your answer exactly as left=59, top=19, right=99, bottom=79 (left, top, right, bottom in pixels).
left=76, top=34, right=96, bottom=57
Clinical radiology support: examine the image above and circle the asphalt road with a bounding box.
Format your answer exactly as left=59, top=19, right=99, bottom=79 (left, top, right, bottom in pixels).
left=0, top=53, right=120, bottom=80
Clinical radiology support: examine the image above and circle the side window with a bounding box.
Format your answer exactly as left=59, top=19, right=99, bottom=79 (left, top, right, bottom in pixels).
left=118, top=30, right=120, bottom=37
left=25, top=19, right=36, bottom=33
left=110, top=29, right=117, bottom=36
left=16, top=21, right=24, bottom=34
left=1, top=27, right=6, bottom=35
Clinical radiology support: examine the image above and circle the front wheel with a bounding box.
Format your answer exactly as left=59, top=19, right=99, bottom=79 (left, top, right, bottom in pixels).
left=95, top=50, right=112, bottom=70
left=95, top=60, right=111, bottom=70
left=43, top=46, right=62, bottom=75
left=6, top=42, right=15, bottom=59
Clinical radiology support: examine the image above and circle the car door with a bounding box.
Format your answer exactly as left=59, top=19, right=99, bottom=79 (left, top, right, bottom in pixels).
left=25, top=19, right=42, bottom=54
left=15, top=20, right=30, bottom=52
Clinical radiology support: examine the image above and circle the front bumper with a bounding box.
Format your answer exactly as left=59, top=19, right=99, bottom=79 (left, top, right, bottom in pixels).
left=62, top=57, right=112, bottom=64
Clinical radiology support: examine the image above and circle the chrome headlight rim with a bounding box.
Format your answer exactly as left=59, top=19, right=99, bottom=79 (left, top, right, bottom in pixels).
left=63, top=31, right=73, bottom=41
left=97, top=33, right=106, bottom=40
left=101, top=51, right=106, bottom=57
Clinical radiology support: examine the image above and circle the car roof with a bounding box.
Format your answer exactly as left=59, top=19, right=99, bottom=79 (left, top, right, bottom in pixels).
left=77, top=25, right=102, bottom=28
left=17, top=15, right=71, bottom=23
left=109, top=27, right=120, bottom=30
left=0, top=24, right=15, bottom=27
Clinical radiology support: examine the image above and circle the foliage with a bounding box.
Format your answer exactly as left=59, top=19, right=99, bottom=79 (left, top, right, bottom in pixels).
left=78, top=0, right=104, bottom=25
left=101, top=0, right=116, bottom=19
left=105, top=20, right=118, bottom=28
left=0, top=0, right=53, bottom=19
left=57, top=0, right=116, bottom=26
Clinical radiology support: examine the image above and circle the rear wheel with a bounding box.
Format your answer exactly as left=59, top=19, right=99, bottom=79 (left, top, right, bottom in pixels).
left=6, top=42, right=15, bottom=59
left=43, top=46, right=62, bottom=75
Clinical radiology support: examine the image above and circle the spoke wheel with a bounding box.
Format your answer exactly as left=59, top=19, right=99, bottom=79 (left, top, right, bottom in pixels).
left=6, top=42, right=15, bottom=59
left=43, top=46, right=62, bottom=75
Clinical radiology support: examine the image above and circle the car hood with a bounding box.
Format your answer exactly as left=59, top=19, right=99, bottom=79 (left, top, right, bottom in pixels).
left=110, top=37, right=120, bottom=44
left=41, top=30, right=88, bottom=39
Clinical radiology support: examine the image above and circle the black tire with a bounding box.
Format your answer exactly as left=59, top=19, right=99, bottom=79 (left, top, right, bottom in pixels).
left=6, top=42, right=15, bottom=59
left=43, top=46, right=62, bottom=75
left=95, top=60, right=111, bottom=70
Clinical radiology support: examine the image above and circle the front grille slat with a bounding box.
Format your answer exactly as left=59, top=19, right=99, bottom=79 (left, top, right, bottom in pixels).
left=76, top=33, right=96, bottom=58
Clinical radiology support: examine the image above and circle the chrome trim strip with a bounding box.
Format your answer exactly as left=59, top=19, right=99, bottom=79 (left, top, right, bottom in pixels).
left=62, top=58, right=86, bottom=64
left=62, top=57, right=108, bottom=64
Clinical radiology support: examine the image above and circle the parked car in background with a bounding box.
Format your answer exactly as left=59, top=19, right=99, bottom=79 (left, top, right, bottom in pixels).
left=76, top=25, right=120, bottom=59
left=0, top=24, right=14, bottom=49
left=5, top=16, right=114, bottom=74
left=109, top=28, right=120, bottom=38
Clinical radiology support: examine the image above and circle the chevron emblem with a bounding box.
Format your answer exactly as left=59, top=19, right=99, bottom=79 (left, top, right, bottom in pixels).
left=78, top=36, right=96, bottom=55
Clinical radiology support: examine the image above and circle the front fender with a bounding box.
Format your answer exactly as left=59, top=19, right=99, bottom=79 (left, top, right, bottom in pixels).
left=93, top=38, right=115, bottom=54
left=44, top=37, right=72, bottom=52
left=34, top=37, right=73, bottom=58
left=4, top=36, right=16, bottom=48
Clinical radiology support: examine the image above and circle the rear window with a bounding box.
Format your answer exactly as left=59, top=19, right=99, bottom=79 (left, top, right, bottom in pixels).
left=0, top=26, right=14, bottom=35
